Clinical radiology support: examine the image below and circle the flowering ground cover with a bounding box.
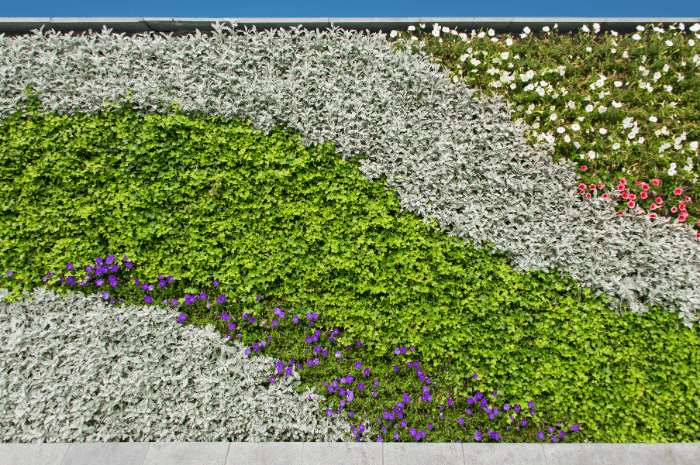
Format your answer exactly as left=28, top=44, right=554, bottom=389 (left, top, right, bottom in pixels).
left=1, top=21, right=699, bottom=444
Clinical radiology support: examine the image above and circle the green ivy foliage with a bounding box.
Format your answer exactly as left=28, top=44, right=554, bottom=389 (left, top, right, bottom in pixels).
left=1, top=88, right=698, bottom=443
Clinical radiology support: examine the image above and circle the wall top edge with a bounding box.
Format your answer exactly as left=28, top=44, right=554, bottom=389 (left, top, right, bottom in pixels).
left=0, top=17, right=699, bottom=37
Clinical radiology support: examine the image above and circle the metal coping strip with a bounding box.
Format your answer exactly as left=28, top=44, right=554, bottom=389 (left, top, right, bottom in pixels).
left=0, top=17, right=699, bottom=38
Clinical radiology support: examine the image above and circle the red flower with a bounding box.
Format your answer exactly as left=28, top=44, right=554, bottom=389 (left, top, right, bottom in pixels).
left=674, top=188, right=683, bottom=195
left=589, top=184, right=596, bottom=190
left=652, top=179, right=660, bottom=186
left=656, top=197, right=663, bottom=204
left=641, top=183, right=650, bottom=191
left=578, top=183, right=586, bottom=190
left=640, top=192, right=648, bottom=199
left=581, top=166, right=588, bottom=171
left=649, top=213, right=658, bottom=218
left=628, top=200, right=636, bottom=208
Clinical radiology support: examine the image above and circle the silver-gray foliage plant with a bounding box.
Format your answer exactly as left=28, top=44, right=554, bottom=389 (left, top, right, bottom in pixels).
left=0, top=286, right=352, bottom=443
left=0, top=23, right=698, bottom=324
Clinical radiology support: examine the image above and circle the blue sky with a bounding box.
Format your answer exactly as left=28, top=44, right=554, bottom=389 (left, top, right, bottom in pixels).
left=0, top=0, right=697, bottom=19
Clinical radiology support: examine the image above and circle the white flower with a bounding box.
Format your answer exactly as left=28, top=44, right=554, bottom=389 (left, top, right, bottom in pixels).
left=653, top=72, right=662, bottom=81
left=690, top=40, right=696, bottom=46
left=586, top=47, right=592, bottom=52
left=557, top=127, right=565, bottom=133
left=614, top=81, right=623, bottom=88
left=585, top=104, right=594, bottom=113
left=523, top=26, right=531, bottom=34
left=638, top=136, right=645, bottom=144
left=588, top=151, right=596, bottom=160
left=613, top=142, right=621, bottom=150
left=690, top=23, right=700, bottom=32
left=432, top=28, right=440, bottom=38
left=690, top=141, right=699, bottom=151
left=443, top=26, right=451, bottom=33
left=633, top=34, right=642, bottom=41
left=550, top=113, right=558, bottom=121
left=574, top=142, right=581, bottom=148
left=599, top=128, right=608, bottom=135
left=666, top=40, right=674, bottom=46
left=649, top=116, right=658, bottom=123
left=564, top=135, right=571, bottom=143
left=543, top=26, right=550, bottom=32
left=637, top=25, right=645, bottom=32
left=390, top=30, right=398, bottom=38
left=582, top=25, right=590, bottom=32
left=567, top=100, right=576, bottom=110
left=510, top=83, right=516, bottom=89
left=571, top=124, right=581, bottom=131
left=623, top=51, right=629, bottom=58
left=420, top=23, right=426, bottom=28
left=668, top=162, right=677, bottom=175
left=471, top=58, right=481, bottom=66
left=611, top=30, right=618, bottom=37
left=501, top=52, right=510, bottom=60
left=488, top=28, right=495, bottom=36
left=593, top=23, right=601, bottom=33
left=408, top=25, right=416, bottom=31
left=598, top=106, right=607, bottom=114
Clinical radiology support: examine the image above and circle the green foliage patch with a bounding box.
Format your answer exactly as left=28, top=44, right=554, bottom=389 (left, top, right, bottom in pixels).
left=1, top=85, right=698, bottom=443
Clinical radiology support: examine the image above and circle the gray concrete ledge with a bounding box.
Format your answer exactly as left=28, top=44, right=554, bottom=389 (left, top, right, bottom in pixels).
left=1, top=442, right=699, bottom=465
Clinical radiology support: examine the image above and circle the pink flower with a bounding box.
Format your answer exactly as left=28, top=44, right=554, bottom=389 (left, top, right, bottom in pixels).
left=589, top=184, right=596, bottom=190
left=617, top=184, right=625, bottom=191
left=685, top=196, right=691, bottom=202
left=618, top=211, right=624, bottom=216
left=652, top=178, right=660, bottom=186
left=586, top=193, right=592, bottom=199
left=640, top=192, right=648, bottom=199
left=649, top=213, right=658, bottom=218
left=602, top=193, right=609, bottom=199
left=671, top=207, right=678, bottom=213
left=620, top=178, right=627, bottom=185
left=674, top=188, right=683, bottom=195
left=656, top=197, right=663, bottom=204
left=679, top=204, right=686, bottom=211
left=578, top=183, right=586, bottom=190
left=641, top=183, right=650, bottom=191
left=598, top=183, right=604, bottom=190
left=628, top=200, right=636, bottom=208
left=581, top=166, right=588, bottom=171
